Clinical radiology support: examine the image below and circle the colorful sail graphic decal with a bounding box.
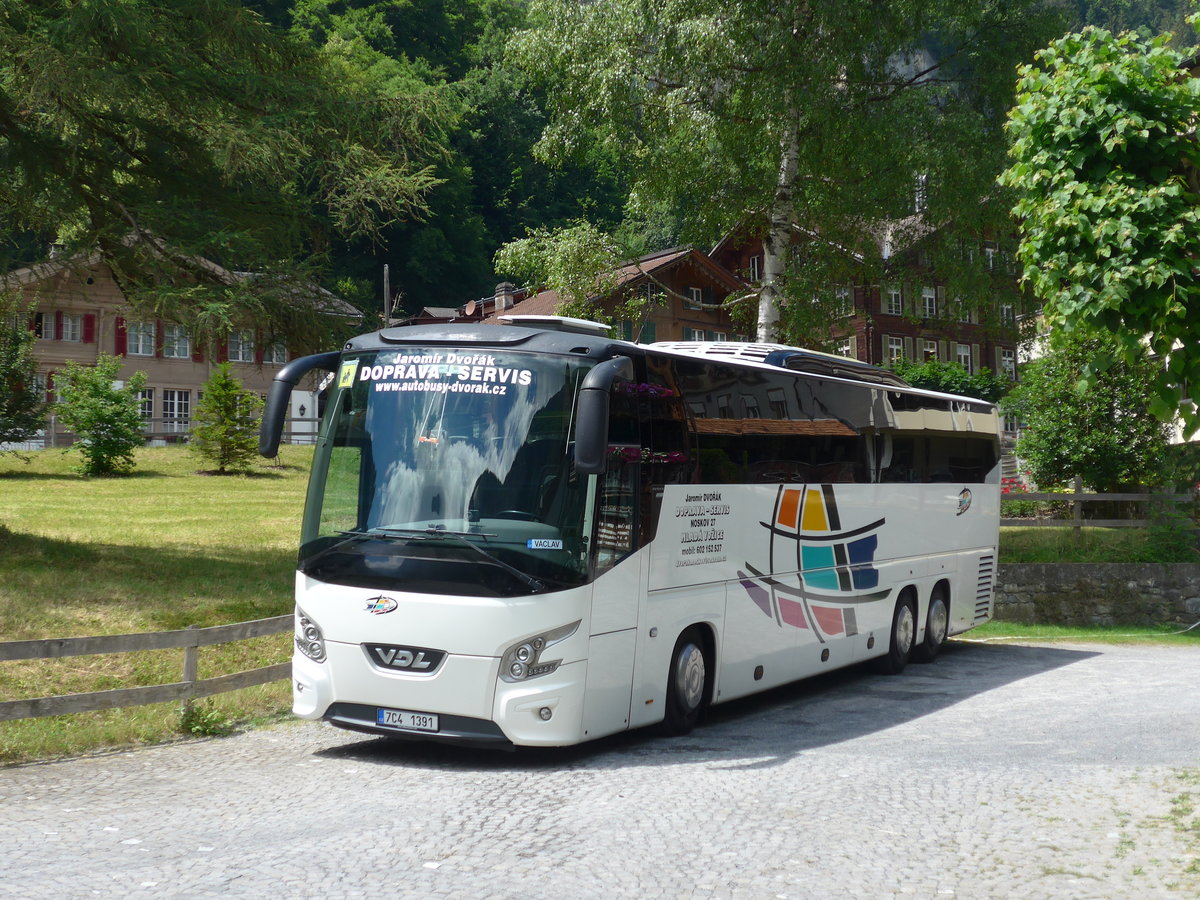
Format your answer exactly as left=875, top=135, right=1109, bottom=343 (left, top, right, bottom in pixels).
left=740, top=485, right=886, bottom=639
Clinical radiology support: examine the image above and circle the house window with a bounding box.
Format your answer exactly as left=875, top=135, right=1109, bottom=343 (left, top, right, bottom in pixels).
left=162, top=389, right=190, bottom=432
left=683, top=326, right=706, bottom=341
left=922, top=287, right=937, bottom=318
left=127, top=321, right=155, bottom=357
left=743, top=396, right=760, bottom=418
left=1000, top=348, right=1016, bottom=381
left=60, top=314, right=82, bottom=342
left=984, top=243, right=997, bottom=270
left=748, top=256, right=762, bottom=282
left=685, top=287, right=703, bottom=310
left=955, top=298, right=971, bottom=323
left=914, top=173, right=928, bottom=213
left=228, top=330, right=254, bottom=363
left=163, top=325, right=191, bottom=359
left=887, top=336, right=905, bottom=363
left=33, top=373, right=48, bottom=399
left=922, top=340, right=938, bottom=361
left=1003, top=414, right=1020, bottom=434
left=886, top=287, right=903, bottom=316
left=263, top=340, right=288, bottom=365
left=137, top=389, right=154, bottom=424
left=956, top=343, right=972, bottom=372
left=1000, top=303, right=1015, bottom=326
left=706, top=330, right=727, bottom=342
left=836, top=338, right=853, bottom=358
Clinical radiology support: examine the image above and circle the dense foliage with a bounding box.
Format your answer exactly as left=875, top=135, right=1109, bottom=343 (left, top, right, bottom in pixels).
left=0, top=0, right=447, bottom=352
left=508, top=0, right=1061, bottom=342
left=0, top=296, right=45, bottom=450
left=55, top=355, right=148, bottom=476
left=1001, top=333, right=1172, bottom=492
left=1000, top=24, right=1200, bottom=437
left=890, top=357, right=1011, bottom=404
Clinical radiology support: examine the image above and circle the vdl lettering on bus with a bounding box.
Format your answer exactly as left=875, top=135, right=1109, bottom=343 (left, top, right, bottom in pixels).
left=260, top=316, right=1001, bottom=749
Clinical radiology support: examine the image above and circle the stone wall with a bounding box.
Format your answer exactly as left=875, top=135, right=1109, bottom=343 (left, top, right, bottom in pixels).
left=996, top=563, right=1200, bottom=626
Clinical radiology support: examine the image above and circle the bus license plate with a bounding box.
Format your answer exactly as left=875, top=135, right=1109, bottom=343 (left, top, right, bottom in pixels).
left=376, top=708, right=439, bottom=732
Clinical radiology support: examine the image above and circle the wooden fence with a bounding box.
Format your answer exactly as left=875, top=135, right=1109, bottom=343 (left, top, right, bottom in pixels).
left=1001, top=476, right=1196, bottom=533
left=0, top=614, right=292, bottom=722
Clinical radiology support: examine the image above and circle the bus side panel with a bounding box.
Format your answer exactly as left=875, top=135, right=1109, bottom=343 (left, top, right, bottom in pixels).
left=628, top=583, right=724, bottom=730
left=581, top=629, right=637, bottom=740
left=718, top=576, right=802, bottom=703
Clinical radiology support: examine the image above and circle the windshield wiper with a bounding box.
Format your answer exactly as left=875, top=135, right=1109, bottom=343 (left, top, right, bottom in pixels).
left=370, top=527, right=547, bottom=594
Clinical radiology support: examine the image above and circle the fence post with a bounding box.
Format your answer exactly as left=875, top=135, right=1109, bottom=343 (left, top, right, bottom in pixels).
left=181, top=625, right=199, bottom=720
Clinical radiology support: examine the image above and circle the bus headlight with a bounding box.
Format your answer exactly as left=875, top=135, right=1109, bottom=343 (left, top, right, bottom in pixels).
left=499, top=620, right=580, bottom=683
left=295, top=606, right=327, bottom=663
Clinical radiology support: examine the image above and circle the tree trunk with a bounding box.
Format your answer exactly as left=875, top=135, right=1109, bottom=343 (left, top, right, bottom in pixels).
left=757, top=119, right=801, bottom=343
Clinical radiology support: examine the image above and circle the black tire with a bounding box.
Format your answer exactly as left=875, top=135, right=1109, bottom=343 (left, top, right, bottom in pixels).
left=913, top=585, right=949, bottom=663
left=873, top=594, right=916, bottom=675
left=659, top=629, right=710, bottom=736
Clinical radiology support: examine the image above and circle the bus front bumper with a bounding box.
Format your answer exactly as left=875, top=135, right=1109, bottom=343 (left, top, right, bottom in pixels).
left=292, top=649, right=589, bottom=747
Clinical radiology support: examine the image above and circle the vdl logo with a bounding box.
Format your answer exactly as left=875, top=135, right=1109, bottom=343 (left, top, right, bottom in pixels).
left=364, top=643, right=446, bottom=674
left=365, top=595, right=398, bottom=615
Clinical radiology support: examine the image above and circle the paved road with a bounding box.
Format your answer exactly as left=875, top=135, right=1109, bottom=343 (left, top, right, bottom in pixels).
left=3, top=640, right=1200, bottom=900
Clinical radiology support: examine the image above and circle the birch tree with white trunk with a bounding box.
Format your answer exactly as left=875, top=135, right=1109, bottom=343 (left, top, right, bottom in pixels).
left=509, top=0, right=1057, bottom=344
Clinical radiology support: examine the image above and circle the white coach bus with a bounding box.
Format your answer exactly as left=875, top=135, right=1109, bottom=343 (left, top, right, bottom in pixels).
left=259, top=316, right=999, bottom=748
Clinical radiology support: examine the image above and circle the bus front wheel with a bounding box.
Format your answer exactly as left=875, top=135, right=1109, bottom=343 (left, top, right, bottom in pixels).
left=660, top=629, right=709, bottom=736
left=874, top=595, right=916, bottom=675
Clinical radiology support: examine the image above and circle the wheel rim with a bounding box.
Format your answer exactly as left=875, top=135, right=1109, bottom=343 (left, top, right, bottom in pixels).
left=896, top=604, right=915, bottom=656
left=674, top=643, right=705, bottom=712
left=928, top=596, right=948, bottom=646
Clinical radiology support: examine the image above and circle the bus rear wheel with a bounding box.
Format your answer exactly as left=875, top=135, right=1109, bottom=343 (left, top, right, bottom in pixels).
left=660, top=629, right=709, bottom=736
left=874, top=594, right=916, bottom=675
left=914, top=585, right=949, bottom=663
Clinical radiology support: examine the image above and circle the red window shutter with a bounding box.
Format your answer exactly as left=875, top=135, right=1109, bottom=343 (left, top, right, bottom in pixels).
left=253, top=329, right=264, bottom=366
left=193, top=343, right=205, bottom=363
left=114, top=317, right=127, bottom=356
left=55, top=310, right=64, bottom=340
left=83, top=314, right=96, bottom=344
left=216, top=339, right=228, bottom=364
left=155, top=320, right=164, bottom=358
left=45, top=371, right=56, bottom=404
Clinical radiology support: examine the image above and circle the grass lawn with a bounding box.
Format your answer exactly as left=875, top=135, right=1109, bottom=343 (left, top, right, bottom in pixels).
left=1000, top=525, right=1199, bottom=564
left=0, top=444, right=311, bottom=764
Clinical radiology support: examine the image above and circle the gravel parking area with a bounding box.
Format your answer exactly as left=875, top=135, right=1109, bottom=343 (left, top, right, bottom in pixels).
left=2, top=640, right=1198, bottom=899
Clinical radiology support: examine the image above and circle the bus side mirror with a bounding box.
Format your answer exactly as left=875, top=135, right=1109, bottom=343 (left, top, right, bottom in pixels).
left=574, top=356, right=634, bottom=475
left=259, top=351, right=342, bottom=457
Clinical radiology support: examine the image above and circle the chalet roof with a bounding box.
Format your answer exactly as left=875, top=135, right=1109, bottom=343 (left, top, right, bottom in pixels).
left=3, top=250, right=360, bottom=318
left=484, top=246, right=745, bottom=323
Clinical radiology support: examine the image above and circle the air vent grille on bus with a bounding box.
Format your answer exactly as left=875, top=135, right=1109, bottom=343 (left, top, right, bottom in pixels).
left=975, top=554, right=995, bottom=622
left=649, top=341, right=782, bottom=363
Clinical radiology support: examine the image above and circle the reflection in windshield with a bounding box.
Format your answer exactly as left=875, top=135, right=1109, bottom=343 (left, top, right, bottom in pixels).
left=300, top=350, right=593, bottom=595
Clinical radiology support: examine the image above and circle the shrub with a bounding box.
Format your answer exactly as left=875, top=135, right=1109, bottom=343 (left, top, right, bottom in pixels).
left=190, top=363, right=264, bottom=474
left=55, top=354, right=147, bottom=476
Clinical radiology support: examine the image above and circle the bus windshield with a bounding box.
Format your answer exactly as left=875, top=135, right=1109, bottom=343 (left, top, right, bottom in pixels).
left=299, top=349, right=595, bottom=597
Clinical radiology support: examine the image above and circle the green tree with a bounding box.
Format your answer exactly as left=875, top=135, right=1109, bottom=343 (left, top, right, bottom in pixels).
left=56, top=355, right=148, bottom=477
left=190, top=364, right=265, bottom=475
left=0, top=296, right=45, bottom=451
left=1002, top=332, right=1171, bottom=492
left=891, top=357, right=1011, bottom=403
left=1000, top=24, right=1200, bottom=437
left=510, top=0, right=1059, bottom=342
left=0, top=1, right=448, bottom=353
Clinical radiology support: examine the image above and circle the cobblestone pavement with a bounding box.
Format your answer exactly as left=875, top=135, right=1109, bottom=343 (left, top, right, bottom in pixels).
left=3, top=641, right=1200, bottom=900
